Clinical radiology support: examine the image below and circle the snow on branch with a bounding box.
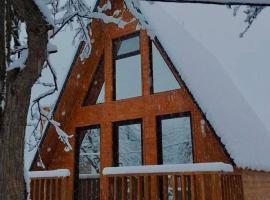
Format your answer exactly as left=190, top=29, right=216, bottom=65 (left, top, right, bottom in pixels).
left=27, top=60, right=73, bottom=153
left=229, top=5, right=265, bottom=37
left=143, top=0, right=270, bottom=6
left=49, top=119, right=73, bottom=152
left=125, top=0, right=155, bottom=38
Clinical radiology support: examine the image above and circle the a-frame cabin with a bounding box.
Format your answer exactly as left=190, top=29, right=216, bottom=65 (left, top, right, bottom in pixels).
left=28, top=0, right=270, bottom=200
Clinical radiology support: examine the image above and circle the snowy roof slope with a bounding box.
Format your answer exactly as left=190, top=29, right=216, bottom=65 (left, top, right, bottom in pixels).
left=140, top=2, right=270, bottom=171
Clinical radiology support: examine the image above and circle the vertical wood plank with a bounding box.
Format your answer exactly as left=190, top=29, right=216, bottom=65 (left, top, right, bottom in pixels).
left=104, top=34, right=113, bottom=103
left=140, top=30, right=151, bottom=96
left=190, top=176, right=195, bottom=200
left=55, top=179, right=59, bottom=200
left=181, top=176, right=187, bottom=200
left=43, top=179, right=47, bottom=200
left=38, top=179, right=42, bottom=200
left=31, top=179, right=36, bottom=200
left=144, top=176, right=151, bottom=200
left=163, top=176, right=168, bottom=200
left=121, top=177, right=127, bottom=200
left=173, top=175, right=178, bottom=200
left=137, top=176, right=143, bottom=200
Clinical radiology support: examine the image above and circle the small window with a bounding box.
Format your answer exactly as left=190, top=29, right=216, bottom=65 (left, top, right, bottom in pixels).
left=151, top=42, right=180, bottom=93
left=79, top=126, right=100, bottom=175
left=157, top=114, right=193, bottom=164
left=113, top=33, right=142, bottom=100
left=83, top=57, right=105, bottom=106
left=113, top=119, right=143, bottom=166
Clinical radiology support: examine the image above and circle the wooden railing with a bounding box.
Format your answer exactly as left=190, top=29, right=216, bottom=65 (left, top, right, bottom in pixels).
left=106, top=173, right=243, bottom=200
left=103, top=163, right=244, bottom=200
left=78, top=174, right=100, bottom=200
left=29, top=169, right=70, bottom=200
left=30, top=176, right=68, bottom=200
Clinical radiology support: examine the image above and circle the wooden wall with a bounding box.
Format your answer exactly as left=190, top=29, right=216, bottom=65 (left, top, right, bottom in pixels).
left=242, top=170, right=270, bottom=200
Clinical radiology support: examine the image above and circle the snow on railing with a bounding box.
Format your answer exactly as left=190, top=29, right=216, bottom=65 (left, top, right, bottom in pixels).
left=103, top=162, right=233, bottom=175
left=79, top=174, right=100, bottom=179
left=28, top=169, right=70, bottom=178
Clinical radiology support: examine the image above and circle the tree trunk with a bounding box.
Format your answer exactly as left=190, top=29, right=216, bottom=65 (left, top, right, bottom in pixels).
left=0, top=0, right=49, bottom=199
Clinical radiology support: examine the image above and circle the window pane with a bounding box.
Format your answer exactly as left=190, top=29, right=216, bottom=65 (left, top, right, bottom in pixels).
left=115, top=54, right=142, bottom=100
left=117, top=122, right=142, bottom=166
left=152, top=42, right=180, bottom=93
left=159, top=115, right=192, bottom=164
left=79, top=127, right=100, bottom=174
left=96, top=83, right=105, bottom=104
left=115, top=35, right=140, bottom=56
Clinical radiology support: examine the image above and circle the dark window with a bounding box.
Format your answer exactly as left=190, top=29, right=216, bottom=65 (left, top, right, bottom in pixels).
left=157, top=113, right=193, bottom=164
left=151, top=42, right=180, bottom=93
left=113, top=33, right=142, bottom=100
left=113, top=119, right=143, bottom=166
left=83, top=57, right=105, bottom=106
left=79, top=126, right=101, bottom=175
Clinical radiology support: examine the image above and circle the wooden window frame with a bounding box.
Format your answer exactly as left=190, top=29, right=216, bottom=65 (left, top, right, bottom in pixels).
left=113, top=118, right=144, bottom=167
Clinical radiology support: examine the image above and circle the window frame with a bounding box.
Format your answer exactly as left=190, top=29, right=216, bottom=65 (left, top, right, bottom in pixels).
left=113, top=118, right=144, bottom=167
left=112, top=32, right=142, bottom=100
left=156, top=112, right=194, bottom=165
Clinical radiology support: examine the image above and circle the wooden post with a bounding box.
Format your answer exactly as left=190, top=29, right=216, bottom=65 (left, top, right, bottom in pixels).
left=100, top=122, right=113, bottom=200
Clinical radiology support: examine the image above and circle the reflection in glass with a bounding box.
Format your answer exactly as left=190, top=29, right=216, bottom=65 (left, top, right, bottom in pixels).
left=115, top=55, right=142, bottom=100
left=115, top=35, right=140, bottom=56
left=159, top=115, right=192, bottom=164
left=116, top=122, right=142, bottom=166
left=96, top=83, right=105, bottom=104
left=152, top=42, right=180, bottom=93
left=79, top=127, right=100, bottom=174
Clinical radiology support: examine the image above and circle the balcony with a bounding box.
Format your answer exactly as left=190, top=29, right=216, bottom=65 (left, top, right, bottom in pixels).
left=103, top=162, right=243, bottom=200
left=29, top=162, right=244, bottom=200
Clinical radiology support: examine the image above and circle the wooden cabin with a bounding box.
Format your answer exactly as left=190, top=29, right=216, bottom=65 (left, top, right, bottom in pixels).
left=28, top=0, right=270, bottom=199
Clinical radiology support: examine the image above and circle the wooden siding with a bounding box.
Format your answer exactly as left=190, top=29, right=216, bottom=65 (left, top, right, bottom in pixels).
left=242, top=170, right=270, bottom=200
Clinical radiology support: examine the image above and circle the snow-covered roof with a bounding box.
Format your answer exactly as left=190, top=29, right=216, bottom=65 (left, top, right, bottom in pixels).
left=140, top=2, right=270, bottom=171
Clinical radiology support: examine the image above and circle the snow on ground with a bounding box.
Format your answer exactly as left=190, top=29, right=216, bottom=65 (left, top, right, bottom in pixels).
left=140, top=2, right=270, bottom=171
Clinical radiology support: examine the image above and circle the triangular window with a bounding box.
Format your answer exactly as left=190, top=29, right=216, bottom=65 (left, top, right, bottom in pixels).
left=83, top=56, right=105, bottom=106
left=96, top=83, right=105, bottom=104
left=151, top=42, right=181, bottom=93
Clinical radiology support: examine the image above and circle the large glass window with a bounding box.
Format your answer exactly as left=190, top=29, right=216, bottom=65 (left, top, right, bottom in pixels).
left=79, top=126, right=100, bottom=175
left=113, top=33, right=142, bottom=100
left=151, top=42, right=181, bottom=93
left=113, top=120, right=143, bottom=166
left=157, top=114, right=193, bottom=164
